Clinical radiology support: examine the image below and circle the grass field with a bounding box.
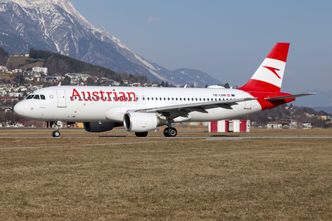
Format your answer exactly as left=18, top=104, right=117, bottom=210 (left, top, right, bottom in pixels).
left=0, top=129, right=331, bottom=220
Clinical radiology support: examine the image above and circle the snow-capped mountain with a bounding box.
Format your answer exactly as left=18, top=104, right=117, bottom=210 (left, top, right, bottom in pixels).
left=0, top=0, right=220, bottom=86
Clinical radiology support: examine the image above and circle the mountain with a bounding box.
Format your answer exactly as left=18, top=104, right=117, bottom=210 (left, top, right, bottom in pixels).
left=314, top=106, right=332, bottom=114
left=0, top=0, right=220, bottom=86
left=2, top=47, right=146, bottom=83
left=171, top=68, right=222, bottom=87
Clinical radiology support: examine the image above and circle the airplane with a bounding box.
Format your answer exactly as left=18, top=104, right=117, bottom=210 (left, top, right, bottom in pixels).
left=14, top=42, right=314, bottom=138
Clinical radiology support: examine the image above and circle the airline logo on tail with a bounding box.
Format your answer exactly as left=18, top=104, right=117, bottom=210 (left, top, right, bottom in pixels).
left=262, top=66, right=281, bottom=79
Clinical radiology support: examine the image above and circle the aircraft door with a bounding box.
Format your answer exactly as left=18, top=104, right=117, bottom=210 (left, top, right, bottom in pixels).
left=56, top=89, right=67, bottom=108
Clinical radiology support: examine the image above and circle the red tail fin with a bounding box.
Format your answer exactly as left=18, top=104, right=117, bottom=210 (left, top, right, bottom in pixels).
left=240, top=43, right=290, bottom=92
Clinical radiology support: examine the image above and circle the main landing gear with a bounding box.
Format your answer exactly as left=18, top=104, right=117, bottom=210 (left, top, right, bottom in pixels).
left=163, top=119, right=178, bottom=137
left=163, top=127, right=177, bottom=137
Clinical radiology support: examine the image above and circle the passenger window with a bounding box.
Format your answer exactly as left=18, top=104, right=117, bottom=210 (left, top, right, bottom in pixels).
left=41, top=95, right=46, bottom=100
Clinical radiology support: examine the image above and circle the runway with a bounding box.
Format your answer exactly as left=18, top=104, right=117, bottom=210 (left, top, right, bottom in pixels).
left=1, top=128, right=332, bottom=220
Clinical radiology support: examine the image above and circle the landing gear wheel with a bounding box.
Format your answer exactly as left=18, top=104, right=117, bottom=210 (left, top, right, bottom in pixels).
left=52, top=130, right=61, bottom=138
left=168, top=127, right=177, bottom=137
left=163, top=128, right=170, bottom=137
left=164, top=127, right=177, bottom=137
left=135, top=132, right=148, bottom=137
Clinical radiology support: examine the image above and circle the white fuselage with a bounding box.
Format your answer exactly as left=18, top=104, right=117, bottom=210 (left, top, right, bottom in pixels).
left=14, top=86, right=262, bottom=123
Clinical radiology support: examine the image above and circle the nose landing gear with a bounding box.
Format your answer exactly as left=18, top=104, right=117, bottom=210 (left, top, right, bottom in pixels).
left=52, top=121, right=61, bottom=138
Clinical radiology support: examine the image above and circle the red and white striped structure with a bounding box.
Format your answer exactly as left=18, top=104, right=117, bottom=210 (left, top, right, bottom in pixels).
left=209, top=120, right=250, bottom=133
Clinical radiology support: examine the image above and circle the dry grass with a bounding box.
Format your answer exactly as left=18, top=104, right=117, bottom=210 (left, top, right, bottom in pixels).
left=0, top=129, right=331, bottom=220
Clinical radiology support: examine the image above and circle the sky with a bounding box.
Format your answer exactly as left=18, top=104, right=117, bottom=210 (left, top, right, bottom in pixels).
left=70, top=0, right=332, bottom=106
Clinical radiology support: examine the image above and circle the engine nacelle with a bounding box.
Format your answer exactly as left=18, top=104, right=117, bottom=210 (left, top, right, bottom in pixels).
left=84, top=121, right=116, bottom=132
left=123, top=112, right=159, bottom=132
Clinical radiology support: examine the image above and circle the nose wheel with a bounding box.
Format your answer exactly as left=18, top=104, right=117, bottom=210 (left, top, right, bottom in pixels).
left=163, top=127, right=177, bottom=137
left=52, top=130, right=61, bottom=138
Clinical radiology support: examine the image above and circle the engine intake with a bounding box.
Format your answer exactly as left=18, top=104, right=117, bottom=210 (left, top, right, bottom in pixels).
left=124, top=112, right=159, bottom=132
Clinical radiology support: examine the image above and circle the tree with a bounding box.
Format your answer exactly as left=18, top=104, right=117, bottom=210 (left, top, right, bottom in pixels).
left=14, top=73, right=25, bottom=85
left=86, top=77, right=95, bottom=86
left=62, top=76, right=71, bottom=85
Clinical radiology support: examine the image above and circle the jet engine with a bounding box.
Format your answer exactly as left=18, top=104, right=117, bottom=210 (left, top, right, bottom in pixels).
left=84, top=121, right=120, bottom=132
left=123, top=112, right=159, bottom=132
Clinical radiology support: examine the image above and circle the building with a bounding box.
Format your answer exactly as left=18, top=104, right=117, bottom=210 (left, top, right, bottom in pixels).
left=209, top=120, right=250, bottom=133
left=0, top=66, right=8, bottom=72
left=32, top=67, right=48, bottom=75
left=266, top=121, right=283, bottom=129
left=44, top=76, right=63, bottom=83
left=302, top=122, right=312, bottom=129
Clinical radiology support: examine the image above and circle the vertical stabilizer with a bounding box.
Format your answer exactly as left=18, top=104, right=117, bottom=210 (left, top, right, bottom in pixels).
left=240, top=43, right=290, bottom=92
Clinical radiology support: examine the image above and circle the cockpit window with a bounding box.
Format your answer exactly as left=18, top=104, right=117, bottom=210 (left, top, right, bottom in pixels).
left=26, top=94, right=46, bottom=100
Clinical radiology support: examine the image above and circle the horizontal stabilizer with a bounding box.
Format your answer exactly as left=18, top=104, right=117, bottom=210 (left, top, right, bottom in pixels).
left=265, top=92, right=316, bottom=102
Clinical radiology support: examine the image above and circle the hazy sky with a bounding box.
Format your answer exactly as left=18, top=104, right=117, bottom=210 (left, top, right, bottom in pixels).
left=70, top=0, right=332, bottom=98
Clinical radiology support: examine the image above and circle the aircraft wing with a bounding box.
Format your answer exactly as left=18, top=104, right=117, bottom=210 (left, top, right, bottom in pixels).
left=265, top=92, right=316, bottom=102
left=134, top=97, right=257, bottom=114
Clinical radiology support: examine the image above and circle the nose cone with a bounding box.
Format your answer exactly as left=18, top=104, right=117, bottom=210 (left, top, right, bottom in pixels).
left=14, top=102, right=27, bottom=117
